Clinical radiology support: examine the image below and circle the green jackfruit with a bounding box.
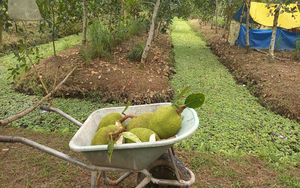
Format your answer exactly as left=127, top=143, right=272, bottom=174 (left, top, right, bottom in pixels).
left=126, top=128, right=160, bottom=143
left=91, top=124, right=120, bottom=145
left=97, top=112, right=123, bottom=130
left=148, top=106, right=182, bottom=139
left=126, top=112, right=153, bottom=131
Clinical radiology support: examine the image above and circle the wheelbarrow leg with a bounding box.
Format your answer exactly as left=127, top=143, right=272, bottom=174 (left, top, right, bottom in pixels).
left=91, top=171, right=98, bottom=188
left=168, top=148, right=181, bottom=181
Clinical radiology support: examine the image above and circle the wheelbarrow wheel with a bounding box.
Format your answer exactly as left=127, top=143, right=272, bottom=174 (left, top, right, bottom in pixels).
left=137, top=153, right=189, bottom=187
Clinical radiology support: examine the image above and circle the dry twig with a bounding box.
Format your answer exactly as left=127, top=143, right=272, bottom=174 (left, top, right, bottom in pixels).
left=0, top=67, right=77, bottom=126
left=254, top=48, right=291, bottom=61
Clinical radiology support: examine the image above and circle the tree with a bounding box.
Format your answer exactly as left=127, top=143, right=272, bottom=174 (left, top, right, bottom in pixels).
left=267, top=0, right=295, bottom=59
left=37, top=0, right=83, bottom=56
left=141, top=0, right=160, bottom=65
left=82, top=0, right=88, bottom=45
left=140, top=0, right=192, bottom=65
left=215, top=0, right=218, bottom=33
left=269, top=2, right=283, bottom=59
left=0, top=13, right=2, bottom=45
left=0, top=0, right=10, bottom=45
left=0, top=0, right=4, bottom=45
left=246, top=0, right=251, bottom=53
left=192, top=0, right=215, bottom=28
left=221, top=0, right=240, bottom=38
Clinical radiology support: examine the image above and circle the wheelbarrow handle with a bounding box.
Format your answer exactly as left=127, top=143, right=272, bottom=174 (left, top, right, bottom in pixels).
left=0, top=135, right=15, bottom=142
left=40, top=105, right=82, bottom=127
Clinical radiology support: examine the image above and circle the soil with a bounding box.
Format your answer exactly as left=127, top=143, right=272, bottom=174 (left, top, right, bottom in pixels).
left=190, top=20, right=300, bottom=122
left=15, top=33, right=175, bottom=105
left=1, top=127, right=299, bottom=188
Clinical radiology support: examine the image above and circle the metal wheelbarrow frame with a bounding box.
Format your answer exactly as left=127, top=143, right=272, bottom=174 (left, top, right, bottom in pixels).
left=0, top=103, right=198, bottom=187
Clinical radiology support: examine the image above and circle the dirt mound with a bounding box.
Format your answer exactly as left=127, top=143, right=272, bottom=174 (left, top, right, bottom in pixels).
left=14, top=33, right=175, bottom=105
left=191, top=20, right=300, bottom=122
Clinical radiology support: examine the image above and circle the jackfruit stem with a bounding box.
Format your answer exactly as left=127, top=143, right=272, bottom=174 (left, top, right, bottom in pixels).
left=176, top=105, right=186, bottom=115
left=108, top=127, right=126, bottom=141
left=119, top=114, right=136, bottom=123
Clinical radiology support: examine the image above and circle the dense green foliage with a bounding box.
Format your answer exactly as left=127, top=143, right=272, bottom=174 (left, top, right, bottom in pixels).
left=127, top=42, right=145, bottom=61
left=170, top=18, right=300, bottom=166
left=88, top=18, right=147, bottom=59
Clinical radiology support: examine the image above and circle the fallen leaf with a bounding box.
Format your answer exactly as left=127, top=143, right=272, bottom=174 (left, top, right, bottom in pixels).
left=2, top=148, right=9, bottom=152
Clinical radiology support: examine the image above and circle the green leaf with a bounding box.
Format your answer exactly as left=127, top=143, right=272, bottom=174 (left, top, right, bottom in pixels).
left=122, top=101, right=130, bottom=114
left=184, top=93, right=205, bottom=109
left=120, top=132, right=141, bottom=143
left=107, top=135, right=114, bottom=162
left=24, top=66, right=28, bottom=72
left=172, top=86, right=191, bottom=107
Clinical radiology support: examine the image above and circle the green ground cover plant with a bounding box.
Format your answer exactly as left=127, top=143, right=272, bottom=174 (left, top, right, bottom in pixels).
left=170, top=18, right=300, bottom=167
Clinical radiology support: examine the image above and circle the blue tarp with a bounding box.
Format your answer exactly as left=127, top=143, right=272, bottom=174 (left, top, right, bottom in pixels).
left=238, top=25, right=300, bottom=50
left=232, top=4, right=258, bottom=25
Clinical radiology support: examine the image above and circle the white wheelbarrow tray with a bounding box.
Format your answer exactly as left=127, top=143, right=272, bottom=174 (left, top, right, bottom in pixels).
left=69, top=103, right=199, bottom=171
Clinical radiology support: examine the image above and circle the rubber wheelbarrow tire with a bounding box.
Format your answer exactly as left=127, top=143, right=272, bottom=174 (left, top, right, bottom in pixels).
left=137, top=153, right=189, bottom=187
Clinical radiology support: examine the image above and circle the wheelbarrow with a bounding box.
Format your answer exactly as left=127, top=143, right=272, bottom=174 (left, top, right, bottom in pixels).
left=0, top=103, right=199, bottom=187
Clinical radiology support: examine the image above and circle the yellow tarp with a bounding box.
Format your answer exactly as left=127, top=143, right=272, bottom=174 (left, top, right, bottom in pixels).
left=250, top=2, right=300, bottom=29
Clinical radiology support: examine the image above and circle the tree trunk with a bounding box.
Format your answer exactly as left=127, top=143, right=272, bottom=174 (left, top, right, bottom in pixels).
left=82, top=0, right=88, bottom=46
left=215, top=0, right=218, bottom=33
left=222, top=0, right=232, bottom=38
left=154, top=19, right=162, bottom=40
left=246, top=0, right=251, bottom=53
left=51, top=3, right=56, bottom=56
left=0, top=18, right=2, bottom=45
left=211, top=17, right=214, bottom=29
left=120, top=0, right=124, bottom=18
left=141, top=0, right=160, bottom=65
left=231, top=2, right=245, bottom=46
left=222, top=11, right=230, bottom=38
left=269, top=3, right=282, bottom=60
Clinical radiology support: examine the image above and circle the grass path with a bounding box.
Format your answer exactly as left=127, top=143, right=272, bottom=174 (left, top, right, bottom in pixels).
left=170, top=18, right=300, bottom=165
